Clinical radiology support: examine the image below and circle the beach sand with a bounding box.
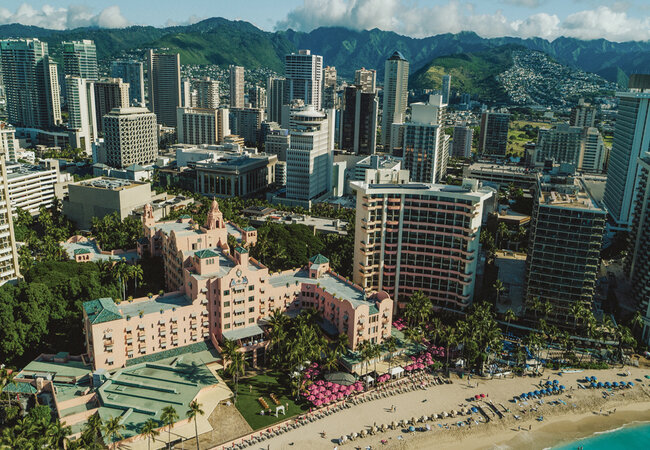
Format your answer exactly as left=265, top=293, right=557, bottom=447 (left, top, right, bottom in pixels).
left=220, top=366, right=650, bottom=450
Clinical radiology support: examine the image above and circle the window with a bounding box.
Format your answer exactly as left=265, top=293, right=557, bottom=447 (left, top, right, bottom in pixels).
left=224, top=323, right=231, bottom=329
left=248, top=307, right=255, bottom=313
left=224, top=312, right=230, bottom=318
left=248, top=296, right=254, bottom=302
left=224, top=301, right=230, bottom=307
left=249, top=318, right=254, bottom=324
left=224, top=290, right=230, bottom=296
left=248, top=285, right=254, bottom=291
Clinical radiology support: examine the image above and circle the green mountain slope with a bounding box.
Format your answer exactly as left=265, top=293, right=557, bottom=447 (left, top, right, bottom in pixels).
left=410, top=46, right=517, bottom=102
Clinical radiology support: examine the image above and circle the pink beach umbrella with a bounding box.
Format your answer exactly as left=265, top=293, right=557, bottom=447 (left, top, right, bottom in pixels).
left=308, top=395, right=316, bottom=401
left=337, top=392, right=344, bottom=400
left=314, top=400, right=322, bottom=407
left=317, top=380, right=324, bottom=386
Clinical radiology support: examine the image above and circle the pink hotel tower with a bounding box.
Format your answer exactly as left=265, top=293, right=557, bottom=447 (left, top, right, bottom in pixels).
left=83, top=201, right=392, bottom=370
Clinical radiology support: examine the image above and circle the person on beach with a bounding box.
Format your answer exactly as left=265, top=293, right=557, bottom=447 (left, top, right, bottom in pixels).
left=529, top=425, right=531, bottom=431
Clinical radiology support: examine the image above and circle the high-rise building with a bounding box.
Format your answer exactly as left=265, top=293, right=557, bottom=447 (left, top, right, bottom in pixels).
left=525, top=174, right=606, bottom=324
left=192, top=77, right=219, bottom=109
left=267, top=77, right=288, bottom=124
left=65, top=76, right=97, bottom=153
left=452, top=126, right=473, bottom=158
left=230, top=107, right=264, bottom=148
left=147, top=50, right=181, bottom=127
left=355, top=68, right=376, bottom=93
left=177, top=107, right=230, bottom=145
left=0, top=155, right=20, bottom=284
left=478, top=111, right=510, bottom=156
left=625, top=155, right=650, bottom=344
left=111, top=60, right=145, bottom=106
left=398, top=95, right=448, bottom=183
left=248, top=85, right=266, bottom=109
left=229, top=65, right=245, bottom=109
left=339, top=85, right=378, bottom=155
left=264, top=125, right=290, bottom=161
left=62, top=40, right=98, bottom=80
left=103, top=107, right=158, bottom=168
left=352, top=179, right=494, bottom=311
left=534, top=124, right=607, bottom=173
left=441, top=74, right=451, bottom=104
left=582, top=127, right=608, bottom=173
left=286, top=106, right=332, bottom=206
left=181, top=78, right=193, bottom=108
left=0, top=123, right=18, bottom=161
left=0, top=38, right=61, bottom=129
left=570, top=98, right=596, bottom=128
left=381, top=51, right=409, bottom=149
left=603, top=75, right=650, bottom=228
left=322, top=66, right=337, bottom=109
left=93, top=78, right=130, bottom=134
left=285, top=50, right=323, bottom=110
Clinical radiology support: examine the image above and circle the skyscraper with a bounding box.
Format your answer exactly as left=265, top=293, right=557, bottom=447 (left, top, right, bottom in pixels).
left=230, top=107, right=264, bottom=148
left=570, top=98, right=596, bottom=128
left=0, top=38, right=61, bottom=129
left=441, top=74, right=451, bottom=104
left=181, top=78, right=193, bottom=108
left=62, top=40, right=98, bottom=79
left=322, top=66, right=337, bottom=109
left=0, top=154, right=20, bottom=284
left=452, top=126, right=473, bottom=158
left=195, top=77, right=220, bottom=109
left=93, top=78, right=130, bottom=134
left=248, top=86, right=266, bottom=109
left=177, top=107, right=229, bottom=145
left=266, top=77, right=287, bottom=123
left=285, top=50, right=323, bottom=110
left=381, top=51, right=409, bottom=149
left=229, top=65, right=245, bottom=109
left=111, top=60, right=145, bottom=106
left=0, top=123, right=18, bottom=161
left=103, top=107, right=158, bottom=168
left=479, top=111, right=510, bottom=156
left=352, top=179, right=493, bottom=311
left=65, top=76, right=97, bottom=153
left=339, top=85, right=378, bottom=155
left=535, top=124, right=606, bottom=173
left=625, top=155, right=650, bottom=344
left=525, top=174, right=606, bottom=324
left=603, top=75, right=650, bottom=228
left=147, top=50, right=181, bottom=127
left=355, top=68, right=376, bottom=93
left=286, top=106, right=332, bottom=207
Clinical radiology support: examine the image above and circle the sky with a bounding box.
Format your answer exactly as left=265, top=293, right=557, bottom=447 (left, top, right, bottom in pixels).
left=0, top=1, right=649, bottom=42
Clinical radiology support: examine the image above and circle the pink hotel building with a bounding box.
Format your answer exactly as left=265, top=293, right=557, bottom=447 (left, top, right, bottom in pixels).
left=83, top=201, right=392, bottom=370
left=352, top=179, right=495, bottom=312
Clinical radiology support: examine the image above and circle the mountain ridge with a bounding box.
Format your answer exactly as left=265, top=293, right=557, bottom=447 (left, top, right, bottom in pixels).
left=0, top=18, right=648, bottom=83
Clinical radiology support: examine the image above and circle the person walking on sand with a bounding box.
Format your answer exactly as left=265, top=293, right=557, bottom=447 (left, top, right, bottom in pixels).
left=529, top=425, right=532, bottom=431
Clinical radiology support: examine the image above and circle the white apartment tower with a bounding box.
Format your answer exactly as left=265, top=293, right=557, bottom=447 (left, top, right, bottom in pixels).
left=66, top=76, right=97, bottom=154
left=0, top=123, right=18, bottom=161
left=355, top=68, right=377, bottom=93
left=62, top=40, right=98, bottom=79
left=103, top=107, right=158, bottom=168
left=177, top=107, right=230, bottom=145
left=381, top=51, right=409, bottom=149
left=0, top=155, right=20, bottom=284
left=195, top=77, right=220, bottom=109
left=603, top=74, right=650, bottom=228
left=285, top=50, right=323, bottom=111
left=93, top=78, right=130, bottom=134
left=229, top=65, right=245, bottom=109
left=286, top=106, right=332, bottom=206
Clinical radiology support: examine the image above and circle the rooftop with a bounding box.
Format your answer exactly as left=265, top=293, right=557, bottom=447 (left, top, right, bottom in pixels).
left=118, top=292, right=192, bottom=318
left=84, top=298, right=123, bottom=324
left=20, top=359, right=92, bottom=382
left=61, top=239, right=138, bottom=262
left=76, top=177, right=146, bottom=191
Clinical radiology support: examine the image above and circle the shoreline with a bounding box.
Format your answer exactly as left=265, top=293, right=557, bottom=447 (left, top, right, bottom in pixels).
left=243, top=366, right=650, bottom=450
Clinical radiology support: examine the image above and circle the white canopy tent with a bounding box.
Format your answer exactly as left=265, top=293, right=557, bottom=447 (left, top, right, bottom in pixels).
left=389, top=366, right=404, bottom=378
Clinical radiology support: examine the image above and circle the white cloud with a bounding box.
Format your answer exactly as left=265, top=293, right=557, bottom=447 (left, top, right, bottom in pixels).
left=0, top=3, right=130, bottom=30
left=502, top=0, right=545, bottom=7
left=276, top=0, right=650, bottom=42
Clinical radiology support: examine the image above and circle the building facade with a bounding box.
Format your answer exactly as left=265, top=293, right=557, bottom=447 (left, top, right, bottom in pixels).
left=452, top=126, right=473, bottom=159
left=0, top=38, right=61, bottom=129
left=5, top=161, right=59, bottom=215
left=62, top=40, right=98, bottom=79
left=441, top=74, right=451, bottom=104
left=355, top=68, right=376, bottom=93
left=103, top=107, right=158, bottom=169
left=285, top=50, right=323, bottom=111
left=229, top=66, right=245, bottom=109
left=147, top=50, right=181, bottom=127
left=195, top=152, right=277, bottom=198
left=0, top=155, right=20, bottom=284
left=339, top=85, right=378, bottom=155
left=524, top=175, right=606, bottom=324
left=479, top=111, right=510, bottom=156
left=603, top=77, right=650, bottom=228
left=65, top=76, right=97, bottom=154
left=93, top=78, right=130, bottom=134
left=266, top=77, right=287, bottom=124
left=111, top=60, right=145, bottom=106
left=0, top=123, right=18, bottom=161
left=177, top=107, right=230, bottom=146
left=194, top=77, right=219, bottom=109
left=570, top=99, right=596, bottom=128
left=381, top=51, right=409, bottom=149
left=352, top=179, right=494, bottom=312
left=230, top=107, right=264, bottom=148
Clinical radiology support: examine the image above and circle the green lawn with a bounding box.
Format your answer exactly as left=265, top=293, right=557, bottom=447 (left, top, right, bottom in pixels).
left=507, top=120, right=552, bottom=157
left=225, top=371, right=309, bottom=430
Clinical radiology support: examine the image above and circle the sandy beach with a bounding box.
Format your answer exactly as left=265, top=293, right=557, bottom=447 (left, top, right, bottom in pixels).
left=215, top=366, right=650, bottom=450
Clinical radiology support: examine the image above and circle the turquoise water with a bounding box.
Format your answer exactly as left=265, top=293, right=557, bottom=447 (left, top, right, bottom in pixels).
left=554, top=421, right=650, bottom=449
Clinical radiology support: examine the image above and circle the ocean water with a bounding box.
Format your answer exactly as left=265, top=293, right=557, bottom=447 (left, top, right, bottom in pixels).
left=553, top=421, right=650, bottom=450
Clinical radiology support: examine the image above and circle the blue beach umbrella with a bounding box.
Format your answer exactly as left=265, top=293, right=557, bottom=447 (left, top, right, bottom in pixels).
left=597, top=382, right=603, bottom=388
left=559, top=385, right=565, bottom=390
left=590, top=382, right=596, bottom=388
left=552, top=380, right=559, bottom=385
left=629, top=382, right=635, bottom=387
left=613, top=382, right=619, bottom=387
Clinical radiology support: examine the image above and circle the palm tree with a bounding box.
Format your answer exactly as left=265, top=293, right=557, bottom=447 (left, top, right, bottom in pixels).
left=130, top=264, right=144, bottom=295
left=220, top=338, right=239, bottom=367
left=161, top=406, right=179, bottom=449
left=528, top=296, right=542, bottom=322
left=0, top=368, right=17, bottom=407
left=111, top=261, right=131, bottom=301
left=82, top=412, right=103, bottom=448
left=369, top=342, right=382, bottom=378
left=403, top=291, right=432, bottom=328
left=504, top=309, right=516, bottom=336
left=630, top=311, right=644, bottom=335
left=225, top=352, right=246, bottom=403
left=570, top=303, right=585, bottom=328
left=334, top=333, right=349, bottom=359
left=103, top=416, right=124, bottom=450
left=186, top=400, right=205, bottom=450
left=383, top=336, right=398, bottom=372
left=139, top=419, right=160, bottom=450
left=493, top=279, right=505, bottom=304
left=356, top=340, right=370, bottom=378
left=46, top=420, right=71, bottom=449
left=497, top=222, right=509, bottom=248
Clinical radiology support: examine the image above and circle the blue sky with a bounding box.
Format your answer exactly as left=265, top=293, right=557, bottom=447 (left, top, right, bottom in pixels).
left=0, top=1, right=648, bottom=41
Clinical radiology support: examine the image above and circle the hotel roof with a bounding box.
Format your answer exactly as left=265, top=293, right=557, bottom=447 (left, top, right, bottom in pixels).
left=118, top=292, right=192, bottom=318
left=84, top=298, right=123, bottom=324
